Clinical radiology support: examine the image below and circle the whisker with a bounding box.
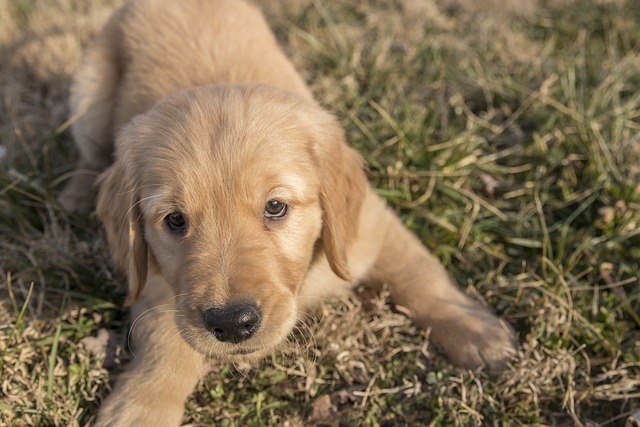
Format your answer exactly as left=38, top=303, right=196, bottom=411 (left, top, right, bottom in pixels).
left=119, top=193, right=165, bottom=231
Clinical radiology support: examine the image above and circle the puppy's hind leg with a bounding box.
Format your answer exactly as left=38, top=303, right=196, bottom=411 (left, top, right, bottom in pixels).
left=59, top=17, right=121, bottom=212
left=365, top=199, right=515, bottom=372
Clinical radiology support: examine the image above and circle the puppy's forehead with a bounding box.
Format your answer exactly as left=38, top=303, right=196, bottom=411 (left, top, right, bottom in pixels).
left=131, top=85, right=322, bottom=208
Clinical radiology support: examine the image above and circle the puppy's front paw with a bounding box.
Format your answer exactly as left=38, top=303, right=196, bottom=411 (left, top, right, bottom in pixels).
left=95, top=395, right=185, bottom=427
left=429, top=304, right=516, bottom=372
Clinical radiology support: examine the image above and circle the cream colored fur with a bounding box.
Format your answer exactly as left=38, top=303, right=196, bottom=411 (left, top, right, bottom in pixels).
left=59, top=0, right=516, bottom=425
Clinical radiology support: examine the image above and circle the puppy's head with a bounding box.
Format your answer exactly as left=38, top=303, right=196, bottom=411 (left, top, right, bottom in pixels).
left=97, top=85, right=367, bottom=359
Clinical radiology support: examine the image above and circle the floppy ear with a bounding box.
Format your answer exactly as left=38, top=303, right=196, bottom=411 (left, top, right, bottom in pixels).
left=314, top=120, right=368, bottom=282
left=96, top=160, right=148, bottom=306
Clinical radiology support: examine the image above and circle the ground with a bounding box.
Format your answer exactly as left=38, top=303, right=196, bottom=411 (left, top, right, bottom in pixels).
left=0, top=0, right=639, bottom=425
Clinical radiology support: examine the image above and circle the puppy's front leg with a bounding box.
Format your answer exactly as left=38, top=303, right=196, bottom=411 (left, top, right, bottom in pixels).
left=95, top=278, right=207, bottom=427
left=363, top=193, right=515, bottom=371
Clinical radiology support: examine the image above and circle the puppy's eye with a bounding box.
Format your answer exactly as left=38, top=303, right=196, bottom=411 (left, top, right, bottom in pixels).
left=165, top=212, right=187, bottom=232
left=264, top=200, right=288, bottom=220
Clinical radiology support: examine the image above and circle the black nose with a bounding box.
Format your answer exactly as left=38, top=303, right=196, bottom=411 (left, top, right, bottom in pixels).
left=203, top=302, right=262, bottom=343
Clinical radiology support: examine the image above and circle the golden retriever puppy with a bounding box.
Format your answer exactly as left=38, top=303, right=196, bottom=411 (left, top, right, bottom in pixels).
left=60, top=0, right=516, bottom=425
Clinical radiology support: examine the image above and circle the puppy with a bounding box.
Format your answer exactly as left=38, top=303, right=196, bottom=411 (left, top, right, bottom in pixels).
left=60, top=0, right=516, bottom=425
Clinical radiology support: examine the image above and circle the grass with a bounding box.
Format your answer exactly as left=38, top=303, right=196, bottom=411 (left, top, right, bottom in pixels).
left=1, top=0, right=639, bottom=425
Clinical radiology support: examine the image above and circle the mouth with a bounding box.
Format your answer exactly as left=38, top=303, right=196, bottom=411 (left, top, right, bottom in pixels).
left=212, top=346, right=271, bottom=365
left=228, top=347, right=262, bottom=356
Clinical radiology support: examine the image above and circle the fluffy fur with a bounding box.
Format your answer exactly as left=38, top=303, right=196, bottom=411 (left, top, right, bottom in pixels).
left=59, top=0, right=516, bottom=425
